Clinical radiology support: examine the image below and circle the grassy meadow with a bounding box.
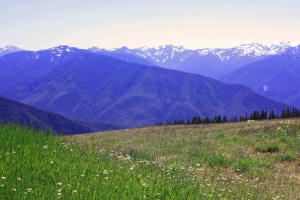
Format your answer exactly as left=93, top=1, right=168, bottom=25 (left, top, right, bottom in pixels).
left=1, top=119, right=300, bottom=199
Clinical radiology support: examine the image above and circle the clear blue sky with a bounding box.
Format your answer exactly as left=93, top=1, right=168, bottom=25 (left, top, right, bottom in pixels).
left=1, top=0, right=299, bottom=50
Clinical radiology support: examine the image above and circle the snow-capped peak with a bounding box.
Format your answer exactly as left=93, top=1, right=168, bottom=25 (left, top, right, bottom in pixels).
left=88, top=46, right=107, bottom=53
left=47, top=45, right=76, bottom=57
left=233, top=43, right=270, bottom=56
left=0, top=45, right=23, bottom=52
left=138, top=46, right=150, bottom=51
left=0, top=45, right=23, bottom=57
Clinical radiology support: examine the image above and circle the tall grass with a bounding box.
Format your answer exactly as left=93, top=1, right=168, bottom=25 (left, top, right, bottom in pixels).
left=0, top=124, right=236, bottom=199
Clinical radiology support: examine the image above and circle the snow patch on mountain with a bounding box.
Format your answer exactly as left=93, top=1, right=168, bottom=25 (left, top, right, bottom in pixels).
left=47, top=46, right=76, bottom=57
left=0, top=45, right=23, bottom=57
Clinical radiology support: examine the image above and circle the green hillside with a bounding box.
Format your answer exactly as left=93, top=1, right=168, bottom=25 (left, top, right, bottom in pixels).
left=1, top=119, right=299, bottom=199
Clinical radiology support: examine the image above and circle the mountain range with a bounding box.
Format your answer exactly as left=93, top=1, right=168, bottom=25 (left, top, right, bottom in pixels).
left=0, top=46, right=290, bottom=127
left=88, top=42, right=300, bottom=109
left=89, top=42, right=300, bottom=78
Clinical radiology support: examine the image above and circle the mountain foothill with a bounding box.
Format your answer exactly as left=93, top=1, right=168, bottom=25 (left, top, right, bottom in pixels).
left=0, top=42, right=298, bottom=133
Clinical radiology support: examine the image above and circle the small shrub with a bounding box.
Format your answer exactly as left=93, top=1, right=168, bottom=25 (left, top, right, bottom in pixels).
left=277, top=121, right=294, bottom=135
left=207, top=155, right=231, bottom=167
left=218, top=131, right=225, bottom=138
left=276, top=152, right=297, bottom=162
left=246, top=120, right=256, bottom=127
left=233, top=158, right=257, bottom=172
left=255, top=143, right=279, bottom=153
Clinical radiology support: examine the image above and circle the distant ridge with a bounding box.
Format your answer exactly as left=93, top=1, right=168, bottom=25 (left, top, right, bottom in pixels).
left=221, top=52, right=300, bottom=108
left=0, top=96, right=122, bottom=135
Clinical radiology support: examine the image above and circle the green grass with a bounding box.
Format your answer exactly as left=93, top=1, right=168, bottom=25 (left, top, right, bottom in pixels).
left=1, top=119, right=300, bottom=199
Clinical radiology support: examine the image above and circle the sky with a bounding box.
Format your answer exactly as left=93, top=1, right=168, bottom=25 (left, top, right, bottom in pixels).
left=1, top=0, right=299, bottom=50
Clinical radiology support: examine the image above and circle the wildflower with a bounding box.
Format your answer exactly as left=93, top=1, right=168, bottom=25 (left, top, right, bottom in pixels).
left=196, top=164, right=200, bottom=167
left=142, top=183, right=147, bottom=187
left=81, top=174, right=84, bottom=177
left=96, top=174, right=99, bottom=177
left=57, top=193, right=62, bottom=196
left=104, top=177, right=108, bottom=180
left=57, top=182, right=63, bottom=185
left=103, top=170, right=108, bottom=175
left=1, top=177, right=6, bottom=180
left=42, top=146, right=48, bottom=149
left=13, top=188, right=16, bottom=191
left=130, top=167, right=134, bottom=171
left=12, top=151, right=16, bottom=154
left=27, top=188, right=33, bottom=192
left=72, top=190, right=77, bottom=193
left=17, top=178, right=21, bottom=181
left=50, top=160, right=54, bottom=164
